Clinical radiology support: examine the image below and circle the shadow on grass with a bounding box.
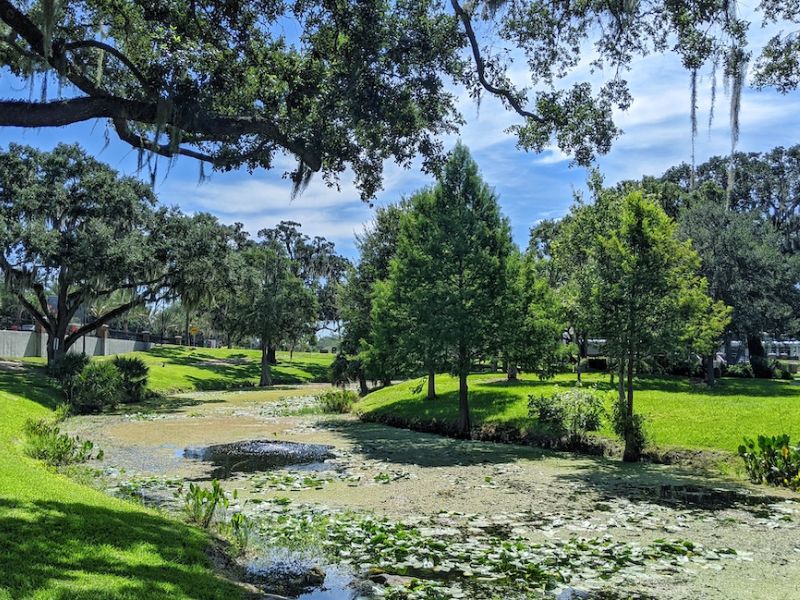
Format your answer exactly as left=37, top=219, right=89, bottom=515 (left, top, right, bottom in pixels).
left=0, top=364, right=61, bottom=410
left=0, top=497, right=242, bottom=599
left=321, top=418, right=547, bottom=468
left=145, top=346, right=331, bottom=388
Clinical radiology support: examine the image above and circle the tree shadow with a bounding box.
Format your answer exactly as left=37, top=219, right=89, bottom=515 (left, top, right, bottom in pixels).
left=0, top=497, right=243, bottom=599
left=320, top=418, right=548, bottom=467
left=552, top=456, right=789, bottom=511
left=145, top=346, right=330, bottom=388
left=0, top=364, right=61, bottom=410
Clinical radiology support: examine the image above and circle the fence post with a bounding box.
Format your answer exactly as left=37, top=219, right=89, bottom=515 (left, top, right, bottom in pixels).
left=99, top=324, right=110, bottom=356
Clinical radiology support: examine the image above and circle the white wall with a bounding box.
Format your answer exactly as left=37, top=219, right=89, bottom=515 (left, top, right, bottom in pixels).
left=0, top=330, right=152, bottom=358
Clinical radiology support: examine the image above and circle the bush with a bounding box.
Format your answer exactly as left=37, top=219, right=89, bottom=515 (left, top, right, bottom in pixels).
left=318, top=389, right=359, bottom=414
left=23, top=417, right=102, bottom=466
left=71, top=361, right=123, bottom=413
left=48, top=353, right=90, bottom=401
left=528, top=387, right=606, bottom=443
left=725, top=361, right=754, bottom=378
left=739, top=434, right=800, bottom=490
left=113, top=356, right=149, bottom=403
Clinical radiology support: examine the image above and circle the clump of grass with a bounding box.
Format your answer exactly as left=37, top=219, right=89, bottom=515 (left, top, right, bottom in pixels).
left=23, top=408, right=103, bottom=466
left=317, top=389, right=359, bottom=413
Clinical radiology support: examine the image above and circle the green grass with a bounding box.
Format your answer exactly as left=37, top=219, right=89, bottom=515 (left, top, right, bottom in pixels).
left=358, top=372, right=800, bottom=453
left=20, top=346, right=334, bottom=393
left=129, top=346, right=332, bottom=392
left=0, top=366, right=244, bottom=600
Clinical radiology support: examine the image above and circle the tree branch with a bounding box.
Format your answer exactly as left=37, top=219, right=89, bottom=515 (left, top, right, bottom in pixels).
left=450, top=0, right=544, bottom=124
left=16, top=293, right=51, bottom=335
left=63, top=39, right=154, bottom=95
left=0, top=0, right=322, bottom=171
left=64, top=296, right=144, bottom=348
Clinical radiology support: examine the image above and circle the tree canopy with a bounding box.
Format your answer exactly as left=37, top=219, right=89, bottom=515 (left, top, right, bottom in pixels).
left=0, top=143, right=238, bottom=363
left=2, top=1, right=795, bottom=197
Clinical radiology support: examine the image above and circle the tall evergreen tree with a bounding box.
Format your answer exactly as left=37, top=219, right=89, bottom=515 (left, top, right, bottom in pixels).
left=389, top=144, right=511, bottom=436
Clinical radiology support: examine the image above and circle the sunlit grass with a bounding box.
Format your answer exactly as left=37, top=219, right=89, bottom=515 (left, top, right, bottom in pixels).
left=359, top=372, right=800, bottom=453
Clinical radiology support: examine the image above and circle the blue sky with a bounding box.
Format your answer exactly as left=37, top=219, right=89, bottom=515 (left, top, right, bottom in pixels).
left=2, top=26, right=800, bottom=258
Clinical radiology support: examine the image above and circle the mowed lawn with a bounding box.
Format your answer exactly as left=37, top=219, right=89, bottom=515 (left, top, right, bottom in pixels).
left=357, top=372, right=800, bottom=453
left=130, top=346, right=333, bottom=392
left=20, top=346, right=334, bottom=392
left=0, top=366, right=243, bottom=599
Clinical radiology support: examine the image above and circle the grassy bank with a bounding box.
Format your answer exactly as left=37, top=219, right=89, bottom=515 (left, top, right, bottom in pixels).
left=357, top=372, right=800, bottom=453
left=0, top=365, right=244, bottom=600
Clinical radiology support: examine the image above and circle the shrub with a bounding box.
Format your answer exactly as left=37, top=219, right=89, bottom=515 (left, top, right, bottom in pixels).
left=48, top=353, right=90, bottom=401
left=738, top=435, right=800, bottom=490
left=318, top=389, right=359, bottom=414
left=113, top=356, right=149, bottom=403
left=529, top=387, right=606, bottom=443
left=725, top=361, right=754, bottom=378
left=71, top=361, right=123, bottom=413
left=183, top=480, right=233, bottom=528
left=23, top=417, right=103, bottom=466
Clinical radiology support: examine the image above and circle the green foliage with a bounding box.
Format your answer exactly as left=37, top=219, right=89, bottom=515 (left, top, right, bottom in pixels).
left=23, top=417, right=102, bottom=466
left=329, top=353, right=352, bottom=389
left=528, top=387, right=607, bottom=443
left=48, top=353, right=90, bottom=401
left=591, top=190, right=728, bottom=460
left=503, top=251, right=566, bottom=378
left=0, top=144, right=241, bottom=365
left=725, top=362, right=754, bottom=378
left=226, top=512, right=252, bottom=555
left=739, top=434, right=800, bottom=490
left=182, top=480, right=233, bottom=529
left=71, top=361, right=123, bottom=414
left=113, top=356, right=149, bottom=403
left=384, top=144, right=512, bottom=434
left=317, top=389, right=359, bottom=414
left=677, top=190, right=800, bottom=347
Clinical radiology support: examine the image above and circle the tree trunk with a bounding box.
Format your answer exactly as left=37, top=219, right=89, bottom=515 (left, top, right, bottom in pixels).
left=457, top=366, right=471, bottom=438
left=358, top=370, right=369, bottom=396
left=507, top=361, right=518, bottom=381
left=259, top=342, right=273, bottom=386
left=267, top=345, right=277, bottom=365
left=47, top=332, right=67, bottom=367
left=704, top=353, right=716, bottom=386
left=427, top=367, right=436, bottom=400
left=185, top=309, right=190, bottom=345
left=747, top=334, right=769, bottom=378
left=622, top=354, right=639, bottom=462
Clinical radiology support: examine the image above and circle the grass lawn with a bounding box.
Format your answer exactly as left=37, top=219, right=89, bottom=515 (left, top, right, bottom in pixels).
left=131, top=346, right=333, bottom=392
left=357, top=372, right=800, bottom=453
left=0, top=365, right=244, bottom=600
left=20, top=346, right=334, bottom=393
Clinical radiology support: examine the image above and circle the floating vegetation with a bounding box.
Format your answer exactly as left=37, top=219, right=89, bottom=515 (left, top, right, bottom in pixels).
left=243, top=500, right=743, bottom=599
